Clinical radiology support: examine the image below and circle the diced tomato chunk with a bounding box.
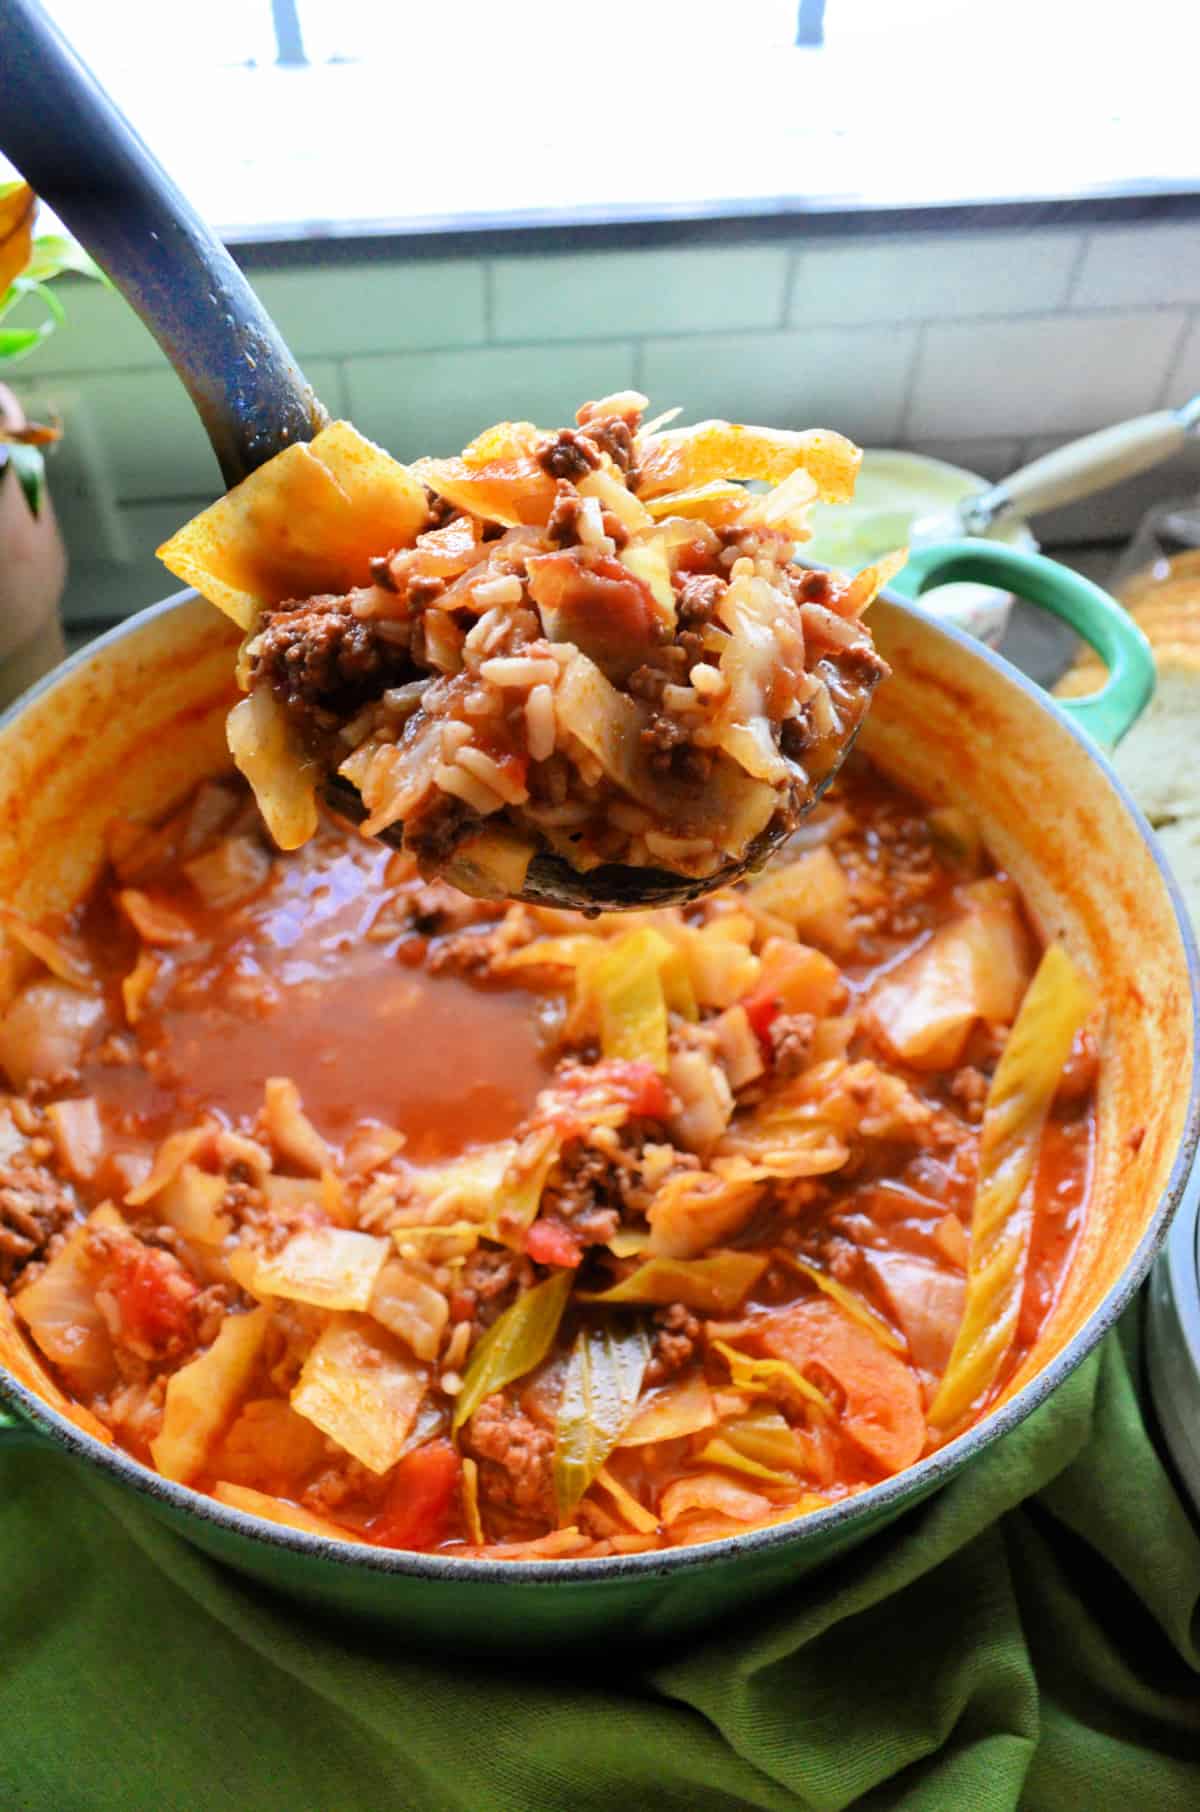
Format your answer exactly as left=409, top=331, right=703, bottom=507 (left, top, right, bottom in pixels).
left=449, top=1289, right=476, bottom=1323
left=608, top=1059, right=670, bottom=1120
left=673, top=539, right=721, bottom=575
left=547, top=1059, right=670, bottom=1125
left=525, top=552, right=659, bottom=677
left=742, top=986, right=781, bottom=1050
left=367, top=1439, right=461, bottom=1552
left=112, top=1246, right=197, bottom=1348
left=525, top=1219, right=583, bottom=1268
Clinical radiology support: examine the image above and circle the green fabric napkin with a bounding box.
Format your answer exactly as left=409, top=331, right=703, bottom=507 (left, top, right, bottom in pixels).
left=2, top=1300, right=1198, bottom=1812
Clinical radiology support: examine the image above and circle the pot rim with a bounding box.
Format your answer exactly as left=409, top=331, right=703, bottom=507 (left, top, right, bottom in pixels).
left=1, top=586, right=1197, bottom=1587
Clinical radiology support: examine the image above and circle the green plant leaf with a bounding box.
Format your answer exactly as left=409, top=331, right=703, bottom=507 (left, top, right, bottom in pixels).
left=452, top=1269, right=571, bottom=1432
left=15, top=277, right=66, bottom=324
left=0, top=324, right=50, bottom=360
left=4, top=441, right=45, bottom=516
left=553, top=1318, right=650, bottom=1522
left=23, top=233, right=105, bottom=285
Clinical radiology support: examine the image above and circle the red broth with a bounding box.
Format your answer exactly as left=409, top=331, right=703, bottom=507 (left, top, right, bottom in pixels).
left=0, top=757, right=1093, bottom=1558
left=74, top=835, right=549, bottom=1162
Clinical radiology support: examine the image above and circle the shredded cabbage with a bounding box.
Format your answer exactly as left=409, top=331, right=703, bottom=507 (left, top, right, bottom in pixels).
left=636, top=422, right=861, bottom=504
left=244, top=1227, right=390, bottom=1313
left=619, top=1370, right=717, bottom=1446
left=461, top=1456, right=485, bottom=1543
left=291, top=1318, right=427, bottom=1474
left=713, top=574, right=795, bottom=785
left=182, top=834, right=271, bottom=909
left=452, top=1270, right=572, bottom=1432
left=866, top=879, right=1032, bottom=1070
left=704, top=1406, right=812, bottom=1476
left=0, top=908, right=97, bottom=992
left=406, top=1144, right=515, bottom=1227
left=152, top=1306, right=271, bottom=1484
left=553, top=1319, right=651, bottom=1522
left=929, top=944, right=1094, bottom=1432
left=645, top=1170, right=763, bottom=1258
left=699, top=1433, right=794, bottom=1485
left=0, top=1294, right=112, bottom=1443
left=157, top=1163, right=232, bottom=1248
left=659, top=1472, right=772, bottom=1526
left=157, top=420, right=429, bottom=630
left=593, top=1466, right=659, bottom=1533
left=227, top=690, right=320, bottom=852
left=262, top=1076, right=333, bottom=1176
left=493, top=1135, right=561, bottom=1248
left=369, top=1258, right=449, bottom=1362
left=747, top=847, right=852, bottom=955
left=581, top=1250, right=766, bottom=1314
left=712, top=1338, right=832, bottom=1415
left=44, top=1097, right=103, bottom=1183
left=13, top=1204, right=128, bottom=1398
left=592, top=929, right=670, bottom=1073
left=213, top=1481, right=358, bottom=1542
left=776, top=1251, right=906, bottom=1353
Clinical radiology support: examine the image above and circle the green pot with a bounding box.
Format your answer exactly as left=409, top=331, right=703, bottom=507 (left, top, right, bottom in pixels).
left=0, top=542, right=1195, bottom=1650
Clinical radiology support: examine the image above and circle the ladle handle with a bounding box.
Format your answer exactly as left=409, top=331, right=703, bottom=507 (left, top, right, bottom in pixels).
left=0, top=0, right=326, bottom=487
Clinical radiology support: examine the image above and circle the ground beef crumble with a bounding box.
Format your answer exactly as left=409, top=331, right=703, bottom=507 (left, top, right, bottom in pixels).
left=539, top=1142, right=624, bottom=1247
left=538, top=1131, right=677, bottom=1249
left=0, top=1163, right=75, bottom=1286
left=423, top=486, right=458, bottom=528
left=251, top=595, right=413, bottom=724
left=462, top=1390, right=555, bottom=1525
left=576, top=414, right=636, bottom=473
left=449, top=1247, right=534, bottom=1333
left=769, top=1013, right=817, bottom=1081
left=645, top=1301, right=703, bottom=1387
left=948, top=1066, right=989, bottom=1123
left=545, top=480, right=584, bottom=548
left=675, top=572, right=727, bottom=628
left=403, top=792, right=475, bottom=872
left=537, top=429, right=602, bottom=483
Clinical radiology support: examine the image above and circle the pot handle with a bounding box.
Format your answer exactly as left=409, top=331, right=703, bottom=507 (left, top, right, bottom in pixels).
left=899, top=539, right=1155, bottom=749
left=0, top=1398, right=43, bottom=1452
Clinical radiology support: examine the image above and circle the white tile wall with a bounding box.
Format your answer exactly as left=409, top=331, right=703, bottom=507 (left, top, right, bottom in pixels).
left=253, top=260, right=486, bottom=357
left=1071, top=223, right=1200, bottom=308
left=640, top=325, right=918, bottom=442
left=906, top=310, right=1187, bottom=438
left=344, top=342, right=636, bottom=461
left=1170, top=315, right=1200, bottom=398
left=491, top=247, right=789, bottom=341
left=11, top=215, right=1200, bottom=627
left=15, top=360, right=348, bottom=502
left=905, top=439, right=1024, bottom=482
left=789, top=231, right=1082, bottom=325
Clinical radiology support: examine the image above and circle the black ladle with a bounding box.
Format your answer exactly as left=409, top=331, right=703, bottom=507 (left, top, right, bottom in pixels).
left=0, top=0, right=324, bottom=485
left=0, top=0, right=870, bottom=911
left=324, top=690, right=871, bottom=912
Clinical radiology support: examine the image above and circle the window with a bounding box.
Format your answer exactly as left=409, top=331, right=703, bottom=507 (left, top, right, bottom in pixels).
left=20, top=1, right=1200, bottom=239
